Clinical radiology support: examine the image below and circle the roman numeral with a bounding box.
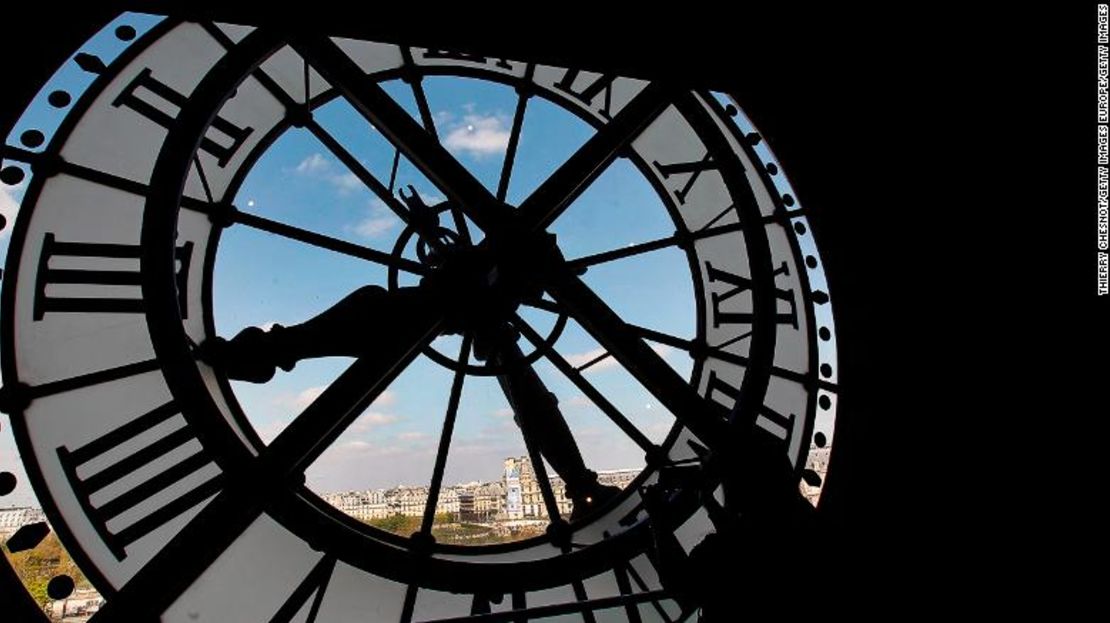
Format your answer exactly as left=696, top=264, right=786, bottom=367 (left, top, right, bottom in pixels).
left=705, top=371, right=795, bottom=443
left=554, top=69, right=618, bottom=119
left=421, top=49, right=512, bottom=70
left=705, top=261, right=798, bottom=329
left=755, top=404, right=795, bottom=443
left=268, top=556, right=335, bottom=623
left=652, top=153, right=719, bottom=204
left=113, top=68, right=253, bottom=166
left=706, top=369, right=741, bottom=409
left=56, top=401, right=223, bottom=560
left=466, top=591, right=520, bottom=616
left=33, top=234, right=193, bottom=320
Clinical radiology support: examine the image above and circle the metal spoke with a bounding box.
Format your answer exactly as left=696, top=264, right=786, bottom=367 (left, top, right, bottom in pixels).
left=388, top=148, right=401, bottom=192
left=97, top=301, right=442, bottom=623
left=399, top=584, right=419, bottom=623
left=496, top=65, right=534, bottom=202
left=495, top=365, right=563, bottom=524
left=541, top=269, right=732, bottom=449
left=449, top=206, right=474, bottom=245
left=0, top=146, right=211, bottom=212
left=514, top=317, right=657, bottom=454
left=401, top=47, right=440, bottom=139
left=267, top=313, right=443, bottom=472
left=228, top=207, right=428, bottom=275
left=521, top=296, right=562, bottom=315
left=566, top=216, right=785, bottom=272
left=566, top=233, right=681, bottom=271
left=515, top=82, right=674, bottom=233
left=290, top=36, right=503, bottom=233
left=571, top=579, right=598, bottom=623
left=626, top=323, right=839, bottom=393
left=304, top=119, right=413, bottom=225
left=625, top=324, right=695, bottom=351
left=420, top=335, right=473, bottom=535
left=192, top=155, right=215, bottom=203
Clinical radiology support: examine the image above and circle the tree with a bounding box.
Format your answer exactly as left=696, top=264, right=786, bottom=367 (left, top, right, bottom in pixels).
left=3, top=531, right=91, bottom=607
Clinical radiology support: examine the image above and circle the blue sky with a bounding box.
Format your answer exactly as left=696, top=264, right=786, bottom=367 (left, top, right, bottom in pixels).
left=218, top=75, right=694, bottom=492
left=0, top=14, right=838, bottom=507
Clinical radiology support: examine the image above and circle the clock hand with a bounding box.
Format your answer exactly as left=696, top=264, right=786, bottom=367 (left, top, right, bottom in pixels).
left=481, top=327, right=620, bottom=522
left=200, top=285, right=432, bottom=383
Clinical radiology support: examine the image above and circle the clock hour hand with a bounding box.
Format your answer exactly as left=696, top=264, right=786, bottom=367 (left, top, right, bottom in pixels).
left=201, top=285, right=429, bottom=383
left=483, top=329, right=620, bottom=521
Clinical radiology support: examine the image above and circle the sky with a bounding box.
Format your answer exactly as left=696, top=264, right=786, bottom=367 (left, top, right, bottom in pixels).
left=0, top=13, right=838, bottom=508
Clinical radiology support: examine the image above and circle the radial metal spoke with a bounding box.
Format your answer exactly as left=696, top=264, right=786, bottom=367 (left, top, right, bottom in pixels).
left=420, top=335, right=473, bottom=535
left=521, top=296, right=562, bottom=315
left=401, top=47, right=440, bottom=139
left=514, top=317, right=657, bottom=454
left=541, top=269, right=732, bottom=448
left=449, top=206, right=474, bottom=245
left=627, top=324, right=838, bottom=392
left=532, top=461, right=564, bottom=524
left=625, top=324, right=695, bottom=351
left=496, top=67, right=533, bottom=202
left=290, top=36, right=504, bottom=233
left=515, top=81, right=674, bottom=233
left=305, top=119, right=413, bottom=225
left=95, top=301, right=443, bottom=622
left=566, top=233, right=681, bottom=271
left=567, top=217, right=784, bottom=272
left=495, top=369, right=563, bottom=524
left=230, top=207, right=428, bottom=275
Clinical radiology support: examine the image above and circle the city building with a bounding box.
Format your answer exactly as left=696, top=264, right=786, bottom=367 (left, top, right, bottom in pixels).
left=0, top=506, right=46, bottom=538
left=315, top=459, right=643, bottom=526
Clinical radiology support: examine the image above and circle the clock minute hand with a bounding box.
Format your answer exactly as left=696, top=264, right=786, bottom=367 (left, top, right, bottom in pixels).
left=200, top=285, right=431, bottom=383
left=486, top=334, right=620, bottom=521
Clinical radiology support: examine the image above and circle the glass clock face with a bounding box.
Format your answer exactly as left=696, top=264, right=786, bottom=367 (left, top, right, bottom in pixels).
left=0, top=14, right=839, bottom=621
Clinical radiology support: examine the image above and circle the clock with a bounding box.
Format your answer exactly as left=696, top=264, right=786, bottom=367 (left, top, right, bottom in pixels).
left=0, top=14, right=840, bottom=622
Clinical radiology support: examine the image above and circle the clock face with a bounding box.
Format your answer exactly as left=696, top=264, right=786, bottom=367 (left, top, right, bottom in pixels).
left=0, top=15, right=839, bottom=621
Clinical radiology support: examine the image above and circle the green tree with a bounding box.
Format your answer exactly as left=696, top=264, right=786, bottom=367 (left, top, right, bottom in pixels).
left=3, top=531, right=91, bottom=607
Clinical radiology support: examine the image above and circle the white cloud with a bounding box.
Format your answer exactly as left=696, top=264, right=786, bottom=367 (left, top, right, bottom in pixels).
left=442, top=113, right=511, bottom=158
left=348, top=198, right=400, bottom=239
left=353, top=215, right=397, bottom=238
left=295, top=152, right=330, bottom=174
left=565, top=347, right=613, bottom=371
left=331, top=172, right=362, bottom=193
left=493, top=407, right=515, bottom=418
left=565, top=344, right=674, bottom=374
left=372, top=389, right=397, bottom=408
left=259, top=321, right=278, bottom=332
left=293, top=153, right=365, bottom=195
left=343, top=411, right=400, bottom=436
left=397, top=431, right=427, bottom=441
left=1, top=182, right=25, bottom=239
left=561, top=395, right=592, bottom=408
left=291, top=385, right=326, bottom=410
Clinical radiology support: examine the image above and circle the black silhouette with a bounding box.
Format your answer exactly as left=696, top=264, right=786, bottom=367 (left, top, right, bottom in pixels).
left=201, top=190, right=619, bottom=520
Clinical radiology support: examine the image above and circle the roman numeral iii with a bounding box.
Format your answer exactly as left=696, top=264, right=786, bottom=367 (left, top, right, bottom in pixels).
left=33, top=234, right=193, bottom=320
